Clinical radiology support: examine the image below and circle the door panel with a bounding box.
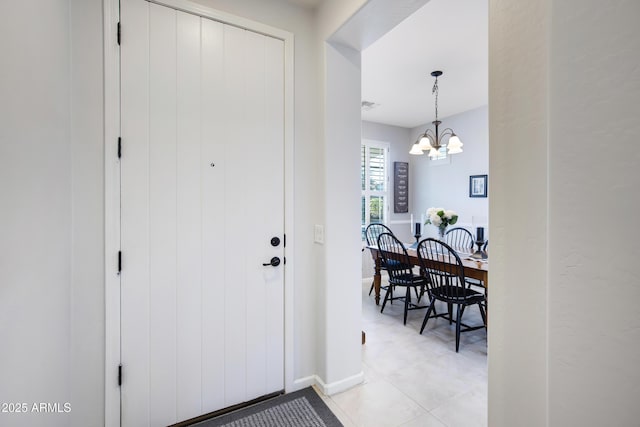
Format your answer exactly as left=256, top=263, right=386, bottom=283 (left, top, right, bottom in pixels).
left=120, top=1, right=285, bottom=425
left=220, top=24, right=248, bottom=406
left=200, top=16, right=226, bottom=413
left=175, top=10, right=203, bottom=421
left=148, top=4, right=177, bottom=425
left=120, top=0, right=150, bottom=426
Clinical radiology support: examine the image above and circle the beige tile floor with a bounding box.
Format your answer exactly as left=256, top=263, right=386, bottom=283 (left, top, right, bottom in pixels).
left=317, top=278, right=488, bottom=427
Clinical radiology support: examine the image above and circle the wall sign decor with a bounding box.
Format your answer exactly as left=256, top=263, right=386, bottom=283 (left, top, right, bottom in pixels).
left=469, top=174, right=488, bottom=198
left=393, top=162, right=409, bottom=213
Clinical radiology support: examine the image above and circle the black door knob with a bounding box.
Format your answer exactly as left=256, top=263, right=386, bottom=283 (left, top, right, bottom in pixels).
left=262, top=257, right=281, bottom=267
left=270, top=237, right=281, bottom=247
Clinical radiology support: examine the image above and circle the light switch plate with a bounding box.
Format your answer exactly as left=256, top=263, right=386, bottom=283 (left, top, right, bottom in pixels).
left=314, top=224, right=324, bottom=244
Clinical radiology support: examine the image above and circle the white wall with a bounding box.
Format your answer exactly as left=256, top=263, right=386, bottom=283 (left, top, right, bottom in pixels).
left=488, top=1, right=548, bottom=424
left=410, top=106, right=489, bottom=239
left=0, top=1, right=104, bottom=426
left=489, top=0, right=640, bottom=425
left=321, top=43, right=363, bottom=389
left=69, top=0, right=105, bottom=423
left=316, top=0, right=432, bottom=392
left=317, top=0, right=368, bottom=44
left=547, top=0, right=640, bottom=424
left=0, top=3, right=71, bottom=425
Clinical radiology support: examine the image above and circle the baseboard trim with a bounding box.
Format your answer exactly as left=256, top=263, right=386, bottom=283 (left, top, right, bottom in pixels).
left=292, top=375, right=317, bottom=391
left=315, top=371, right=365, bottom=396
left=292, top=372, right=364, bottom=396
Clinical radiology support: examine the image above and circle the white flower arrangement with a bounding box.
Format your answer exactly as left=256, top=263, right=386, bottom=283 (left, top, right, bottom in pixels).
left=425, top=207, right=459, bottom=237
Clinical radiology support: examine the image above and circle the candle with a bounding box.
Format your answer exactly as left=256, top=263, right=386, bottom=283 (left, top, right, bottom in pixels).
left=410, top=214, right=414, bottom=232
left=415, top=222, right=421, bottom=235
left=476, top=227, right=484, bottom=242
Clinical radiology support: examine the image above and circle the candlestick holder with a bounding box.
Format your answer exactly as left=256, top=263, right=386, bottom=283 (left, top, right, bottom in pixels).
left=409, top=231, right=422, bottom=249
left=470, top=239, right=488, bottom=260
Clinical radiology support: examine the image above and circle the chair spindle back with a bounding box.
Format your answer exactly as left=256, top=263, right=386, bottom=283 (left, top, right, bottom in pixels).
left=376, top=232, right=413, bottom=281
left=417, top=238, right=467, bottom=300
left=444, top=227, right=474, bottom=251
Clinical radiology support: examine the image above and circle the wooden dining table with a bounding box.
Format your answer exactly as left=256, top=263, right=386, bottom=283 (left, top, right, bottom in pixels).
left=367, top=244, right=489, bottom=305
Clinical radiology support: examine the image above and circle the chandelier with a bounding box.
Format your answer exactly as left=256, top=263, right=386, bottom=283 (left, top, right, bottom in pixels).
left=409, top=71, right=463, bottom=157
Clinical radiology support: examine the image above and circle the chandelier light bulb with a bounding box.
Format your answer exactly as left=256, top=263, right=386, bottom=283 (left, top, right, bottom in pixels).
left=418, top=135, right=431, bottom=150
left=447, top=135, right=463, bottom=149
left=409, top=142, right=424, bottom=155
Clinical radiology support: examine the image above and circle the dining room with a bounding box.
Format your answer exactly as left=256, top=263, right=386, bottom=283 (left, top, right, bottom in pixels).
left=353, top=0, right=490, bottom=424
left=360, top=0, right=488, bottom=319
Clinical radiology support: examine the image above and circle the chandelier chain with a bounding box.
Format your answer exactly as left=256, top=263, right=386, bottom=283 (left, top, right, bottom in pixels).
left=432, top=76, right=439, bottom=121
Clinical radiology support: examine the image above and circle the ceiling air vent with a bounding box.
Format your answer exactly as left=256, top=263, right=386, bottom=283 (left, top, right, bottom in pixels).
left=361, top=101, right=380, bottom=111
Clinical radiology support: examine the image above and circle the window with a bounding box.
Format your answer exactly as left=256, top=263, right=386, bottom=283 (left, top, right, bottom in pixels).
left=361, top=141, right=389, bottom=239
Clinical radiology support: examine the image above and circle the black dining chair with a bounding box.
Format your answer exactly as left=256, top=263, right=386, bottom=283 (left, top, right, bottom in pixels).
left=365, top=223, right=394, bottom=296
left=445, top=227, right=474, bottom=251
left=377, top=232, right=429, bottom=325
left=446, top=227, right=485, bottom=289
left=417, top=238, right=486, bottom=352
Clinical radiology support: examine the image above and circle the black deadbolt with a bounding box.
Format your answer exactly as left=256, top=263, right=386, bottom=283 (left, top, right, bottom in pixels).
left=270, top=237, right=281, bottom=247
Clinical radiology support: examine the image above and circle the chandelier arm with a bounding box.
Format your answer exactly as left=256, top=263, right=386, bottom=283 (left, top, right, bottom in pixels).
left=422, top=129, right=436, bottom=140
left=425, top=127, right=446, bottom=148
left=420, top=131, right=437, bottom=148
left=438, top=128, right=455, bottom=139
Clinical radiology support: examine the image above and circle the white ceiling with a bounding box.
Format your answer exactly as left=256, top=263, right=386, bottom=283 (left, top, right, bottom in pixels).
left=361, top=0, right=488, bottom=129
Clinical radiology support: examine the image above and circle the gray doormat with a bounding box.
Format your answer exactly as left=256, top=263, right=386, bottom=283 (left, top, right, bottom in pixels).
left=194, top=387, right=343, bottom=427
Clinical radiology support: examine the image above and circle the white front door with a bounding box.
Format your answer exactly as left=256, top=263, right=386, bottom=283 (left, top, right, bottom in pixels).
left=120, top=1, right=285, bottom=425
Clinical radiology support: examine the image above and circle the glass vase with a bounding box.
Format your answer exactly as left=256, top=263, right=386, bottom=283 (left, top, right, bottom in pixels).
left=438, top=226, right=447, bottom=241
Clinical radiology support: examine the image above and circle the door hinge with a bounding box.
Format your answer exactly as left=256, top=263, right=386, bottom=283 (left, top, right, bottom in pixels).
left=117, top=137, right=122, bottom=159
left=118, top=364, right=122, bottom=386
left=117, top=22, right=121, bottom=45
left=118, top=251, right=122, bottom=274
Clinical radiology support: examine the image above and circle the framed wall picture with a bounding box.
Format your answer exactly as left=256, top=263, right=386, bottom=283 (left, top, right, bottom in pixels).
left=469, top=174, right=488, bottom=198
left=393, top=162, right=409, bottom=213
